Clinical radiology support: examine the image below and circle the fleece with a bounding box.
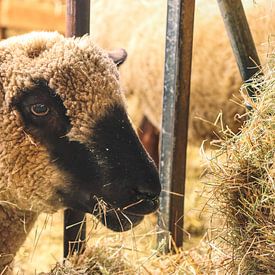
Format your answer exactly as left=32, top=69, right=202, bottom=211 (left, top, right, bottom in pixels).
left=0, top=32, right=125, bottom=270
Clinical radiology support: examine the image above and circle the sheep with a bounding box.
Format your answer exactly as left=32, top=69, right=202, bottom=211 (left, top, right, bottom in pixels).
left=0, top=31, right=161, bottom=272
left=91, top=0, right=274, bottom=144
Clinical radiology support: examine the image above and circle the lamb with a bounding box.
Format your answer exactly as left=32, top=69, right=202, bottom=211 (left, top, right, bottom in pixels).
left=91, top=0, right=274, bottom=144
left=0, top=32, right=161, bottom=272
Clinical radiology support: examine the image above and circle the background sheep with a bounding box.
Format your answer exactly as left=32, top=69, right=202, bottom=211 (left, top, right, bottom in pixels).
left=91, top=0, right=274, bottom=144
left=0, top=31, right=160, bottom=272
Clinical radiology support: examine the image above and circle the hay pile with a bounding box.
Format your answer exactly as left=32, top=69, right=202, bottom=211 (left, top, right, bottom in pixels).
left=43, top=246, right=135, bottom=275
left=206, top=64, right=275, bottom=274
left=43, top=237, right=218, bottom=275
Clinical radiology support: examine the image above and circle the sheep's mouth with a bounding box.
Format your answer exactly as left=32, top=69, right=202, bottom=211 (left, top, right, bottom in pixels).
left=95, top=207, right=149, bottom=232
left=58, top=189, right=159, bottom=232
left=118, top=197, right=160, bottom=216
left=97, top=208, right=144, bottom=232
left=90, top=197, right=159, bottom=232
left=97, top=196, right=160, bottom=219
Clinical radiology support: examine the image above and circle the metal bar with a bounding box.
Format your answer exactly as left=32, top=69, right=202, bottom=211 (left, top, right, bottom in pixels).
left=217, top=0, right=262, bottom=98
left=158, top=0, right=195, bottom=250
left=63, top=209, right=87, bottom=257
left=0, top=28, right=7, bottom=39
left=64, top=0, right=90, bottom=258
left=66, top=0, right=91, bottom=37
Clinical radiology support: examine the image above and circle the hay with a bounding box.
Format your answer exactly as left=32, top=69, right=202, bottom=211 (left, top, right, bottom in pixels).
left=43, top=245, right=135, bottom=275
left=43, top=236, right=219, bottom=275
left=205, top=64, right=275, bottom=274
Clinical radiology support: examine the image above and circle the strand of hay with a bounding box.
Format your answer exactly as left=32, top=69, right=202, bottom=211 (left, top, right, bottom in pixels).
left=205, top=63, right=275, bottom=274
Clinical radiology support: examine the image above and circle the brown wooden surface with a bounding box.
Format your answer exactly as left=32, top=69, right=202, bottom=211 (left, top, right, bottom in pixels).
left=0, top=0, right=65, bottom=32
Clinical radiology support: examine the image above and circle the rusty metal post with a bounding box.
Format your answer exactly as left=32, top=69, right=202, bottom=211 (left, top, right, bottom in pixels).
left=64, top=0, right=90, bottom=258
left=158, top=0, right=195, bottom=250
left=217, top=0, right=262, bottom=98
left=66, top=0, right=91, bottom=37
left=0, top=28, right=7, bottom=39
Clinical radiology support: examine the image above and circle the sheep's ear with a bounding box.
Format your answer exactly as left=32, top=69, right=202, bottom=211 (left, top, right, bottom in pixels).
left=108, top=48, right=127, bottom=66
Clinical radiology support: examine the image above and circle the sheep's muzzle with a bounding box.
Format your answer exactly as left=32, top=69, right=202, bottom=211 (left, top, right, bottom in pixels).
left=55, top=104, right=161, bottom=231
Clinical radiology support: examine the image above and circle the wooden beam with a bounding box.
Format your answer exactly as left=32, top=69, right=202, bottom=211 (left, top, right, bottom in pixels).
left=158, top=0, right=195, bottom=250
left=217, top=0, right=262, bottom=98
left=63, top=0, right=90, bottom=259
left=0, top=0, right=65, bottom=32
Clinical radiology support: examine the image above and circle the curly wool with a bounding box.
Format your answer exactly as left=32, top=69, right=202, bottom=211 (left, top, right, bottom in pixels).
left=0, top=206, right=36, bottom=272
left=0, top=32, right=125, bottom=270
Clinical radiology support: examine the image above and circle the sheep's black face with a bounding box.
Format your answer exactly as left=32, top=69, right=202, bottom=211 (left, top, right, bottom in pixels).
left=13, top=81, right=161, bottom=232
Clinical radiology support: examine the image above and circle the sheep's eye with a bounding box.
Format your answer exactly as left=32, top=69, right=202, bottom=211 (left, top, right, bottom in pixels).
left=30, top=104, right=49, bottom=116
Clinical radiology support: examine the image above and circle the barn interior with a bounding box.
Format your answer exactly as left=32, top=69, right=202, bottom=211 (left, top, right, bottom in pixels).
left=0, top=0, right=274, bottom=274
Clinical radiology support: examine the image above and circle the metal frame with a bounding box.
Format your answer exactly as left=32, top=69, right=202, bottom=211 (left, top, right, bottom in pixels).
left=158, top=0, right=261, bottom=249
left=158, top=0, right=195, bottom=249
left=63, top=0, right=90, bottom=259
left=62, top=0, right=262, bottom=254
left=217, top=0, right=262, bottom=96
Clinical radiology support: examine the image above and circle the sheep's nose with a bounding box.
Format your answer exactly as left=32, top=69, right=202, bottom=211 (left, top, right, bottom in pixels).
left=135, top=184, right=161, bottom=201
left=134, top=165, right=161, bottom=201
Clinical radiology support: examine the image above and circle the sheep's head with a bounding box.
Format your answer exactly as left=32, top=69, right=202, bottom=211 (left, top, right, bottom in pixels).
left=0, top=32, right=160, bottom=231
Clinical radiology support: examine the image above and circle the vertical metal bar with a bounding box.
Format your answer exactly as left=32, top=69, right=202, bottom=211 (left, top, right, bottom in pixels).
left=0, top=28, right=7, bottom=39
left=66, top=0, right=91, bottom=37
left=158, top=0, right=195, bottom=249
left=63, top=0, right=90, bottom=259
left=63, top=209, right=86, bottom=257
left=217, top=0, right=262, bottom=98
